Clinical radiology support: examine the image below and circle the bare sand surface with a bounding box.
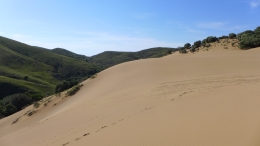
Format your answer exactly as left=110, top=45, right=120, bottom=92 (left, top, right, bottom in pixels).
left=1, top=45, right=260, bottom=146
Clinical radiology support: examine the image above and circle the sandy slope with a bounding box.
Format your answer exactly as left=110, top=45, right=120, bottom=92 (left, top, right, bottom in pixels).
left=1, top=46, right=260, bottom=146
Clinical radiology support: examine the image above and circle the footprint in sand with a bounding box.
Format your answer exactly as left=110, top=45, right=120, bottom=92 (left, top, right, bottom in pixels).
left=96, top=126, right=107, bottom=132
left=62, top=142, right=69, bottom=146
left=112, top=122, right=116, bottom=125
left=83, top=133, right=90, bottom=136
left=75, top=137, right=81, bottom=141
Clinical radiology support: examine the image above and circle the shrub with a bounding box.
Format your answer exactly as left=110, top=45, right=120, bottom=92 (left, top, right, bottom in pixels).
left=90, top=74, right=97, bottom=79
left=167, top=49, right=172, bottom=54
left=179, top=49, right=187, bottom=54
left=218, top=35, right=229, bottom=39
left=184, top=43, right=191, bottom=49
left=33, top=101, right=40, bottom=108
left=55, top=80, right=79, bottom=93
left=202, top=36, right=218, bottom=44
left=66, top=84, right=83, bottom=96
left=193, top=40, right=201, bottom=49
left=25, top=90, right=44, bottom=101
left=5, top=104, right=17, bottom=116
left=190, top=45, right=198, bottom=52
left=229, top=33, right=236, bottom=39
left=8, top=93, right=32, bottom=111
left=238, top=27, right=260, bottom=49
left=27, top=111, right=35, bottom=116
left=255, top=26, right=260, bottom=35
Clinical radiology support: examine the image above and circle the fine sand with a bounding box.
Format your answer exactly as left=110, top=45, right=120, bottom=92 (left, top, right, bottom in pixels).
left=1, top=44, right=260, bottom=146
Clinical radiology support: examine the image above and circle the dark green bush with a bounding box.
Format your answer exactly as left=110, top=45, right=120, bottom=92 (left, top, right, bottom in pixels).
left=203, top=36, right=218, bottom=44
left=167, top=49, right=172, bottom=54
left=238, top=26, right=260, bottom=49
left=4, top=104, right=17, bottom=116
left=190, top=45, right=196, bottom=52
left=66, top=84, right=83, bottom=96
left=8, top=93, right=32, bottom=110
left=193, top=40, right=201, bottom=48
left=239, top=34, right=260, bottom=49
left=229, top=33, right=237, bottom=39
left=25, top=90, right=44, bottom=101
left=184, top=43, right=191, bottom=49
left=255, top=26, right=260, bottom=35
left=55, top=79, right=79, bottom=93
left=179, top=49, right=187, bottom=54
left=218, top=35, right=229, bottom=39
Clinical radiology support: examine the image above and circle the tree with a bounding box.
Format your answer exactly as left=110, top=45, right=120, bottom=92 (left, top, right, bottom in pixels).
left=237, top=30, right=254, bottom=41
left=229, top=33, right=236, bottom=39
left=218, top=35, right=229, bottom=39
left=184, top=43, right=191, bottom=49
left=238, top=27, right=260, bottom=49
left=193, top=40, right=201, bottom=49
left=254, top=26, right=260, bottom=35
left=5, top=104, right=17, bottom=116
left=167, top=49, right=172, bottom=54
left=10, top=94, right=32, bottom=110
left=239, top=33, right=260, bottom=49
left=190, top=45, right=196, bottom=52
left=179, top=49, right=187, bottom=54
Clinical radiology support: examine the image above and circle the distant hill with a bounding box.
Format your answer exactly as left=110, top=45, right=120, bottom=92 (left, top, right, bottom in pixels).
left=0, top=36, right=99, bottom=99
left=51, top=47, right=175, bottom=70
left=89, top=47, right=175, bottom=69
left=52, top=48, right=90, bottom=62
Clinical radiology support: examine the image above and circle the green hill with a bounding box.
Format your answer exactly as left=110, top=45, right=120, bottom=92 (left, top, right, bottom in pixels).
left=89, top=47, right=175, bottom=69
left=51, top=47, right=175, bottom=70
left=0, top=36, right=99, bottom=99
left=52, top=48, right=90, bottom=62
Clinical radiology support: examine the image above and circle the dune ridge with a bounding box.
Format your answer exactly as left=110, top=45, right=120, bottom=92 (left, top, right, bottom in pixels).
left=1, top=46, right=260, bottom=146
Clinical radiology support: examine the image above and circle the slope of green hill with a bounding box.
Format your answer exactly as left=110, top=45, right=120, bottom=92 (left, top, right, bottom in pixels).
left=0, top=36, right=99, bottom=99
left=0, top=44, right=56, bottom=98
left=89, top=47, right=174, bottom=69
left=0, top=36, right=98, bottom=80
left=52, top=48, right=90, bottom=62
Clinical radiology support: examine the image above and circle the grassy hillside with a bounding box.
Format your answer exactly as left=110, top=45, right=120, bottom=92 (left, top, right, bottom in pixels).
left=89, top=47, right=174, bottom=69
left=0, top=36, right=99, bottom=99
left=0, top=44, right=56, bottom=98
left=0, top=36, right=98, bottom=80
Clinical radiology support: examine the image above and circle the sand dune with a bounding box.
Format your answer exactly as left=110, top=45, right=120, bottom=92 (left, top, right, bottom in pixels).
left=1, top=46, right=260, bottom=146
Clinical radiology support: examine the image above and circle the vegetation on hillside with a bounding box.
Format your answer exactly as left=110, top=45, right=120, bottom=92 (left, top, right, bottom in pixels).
left=179, top=26, right=260, bottom=53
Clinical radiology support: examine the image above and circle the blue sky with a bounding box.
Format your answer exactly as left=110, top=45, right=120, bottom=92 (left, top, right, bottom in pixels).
left=1, top=0, right=260, bottom=56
